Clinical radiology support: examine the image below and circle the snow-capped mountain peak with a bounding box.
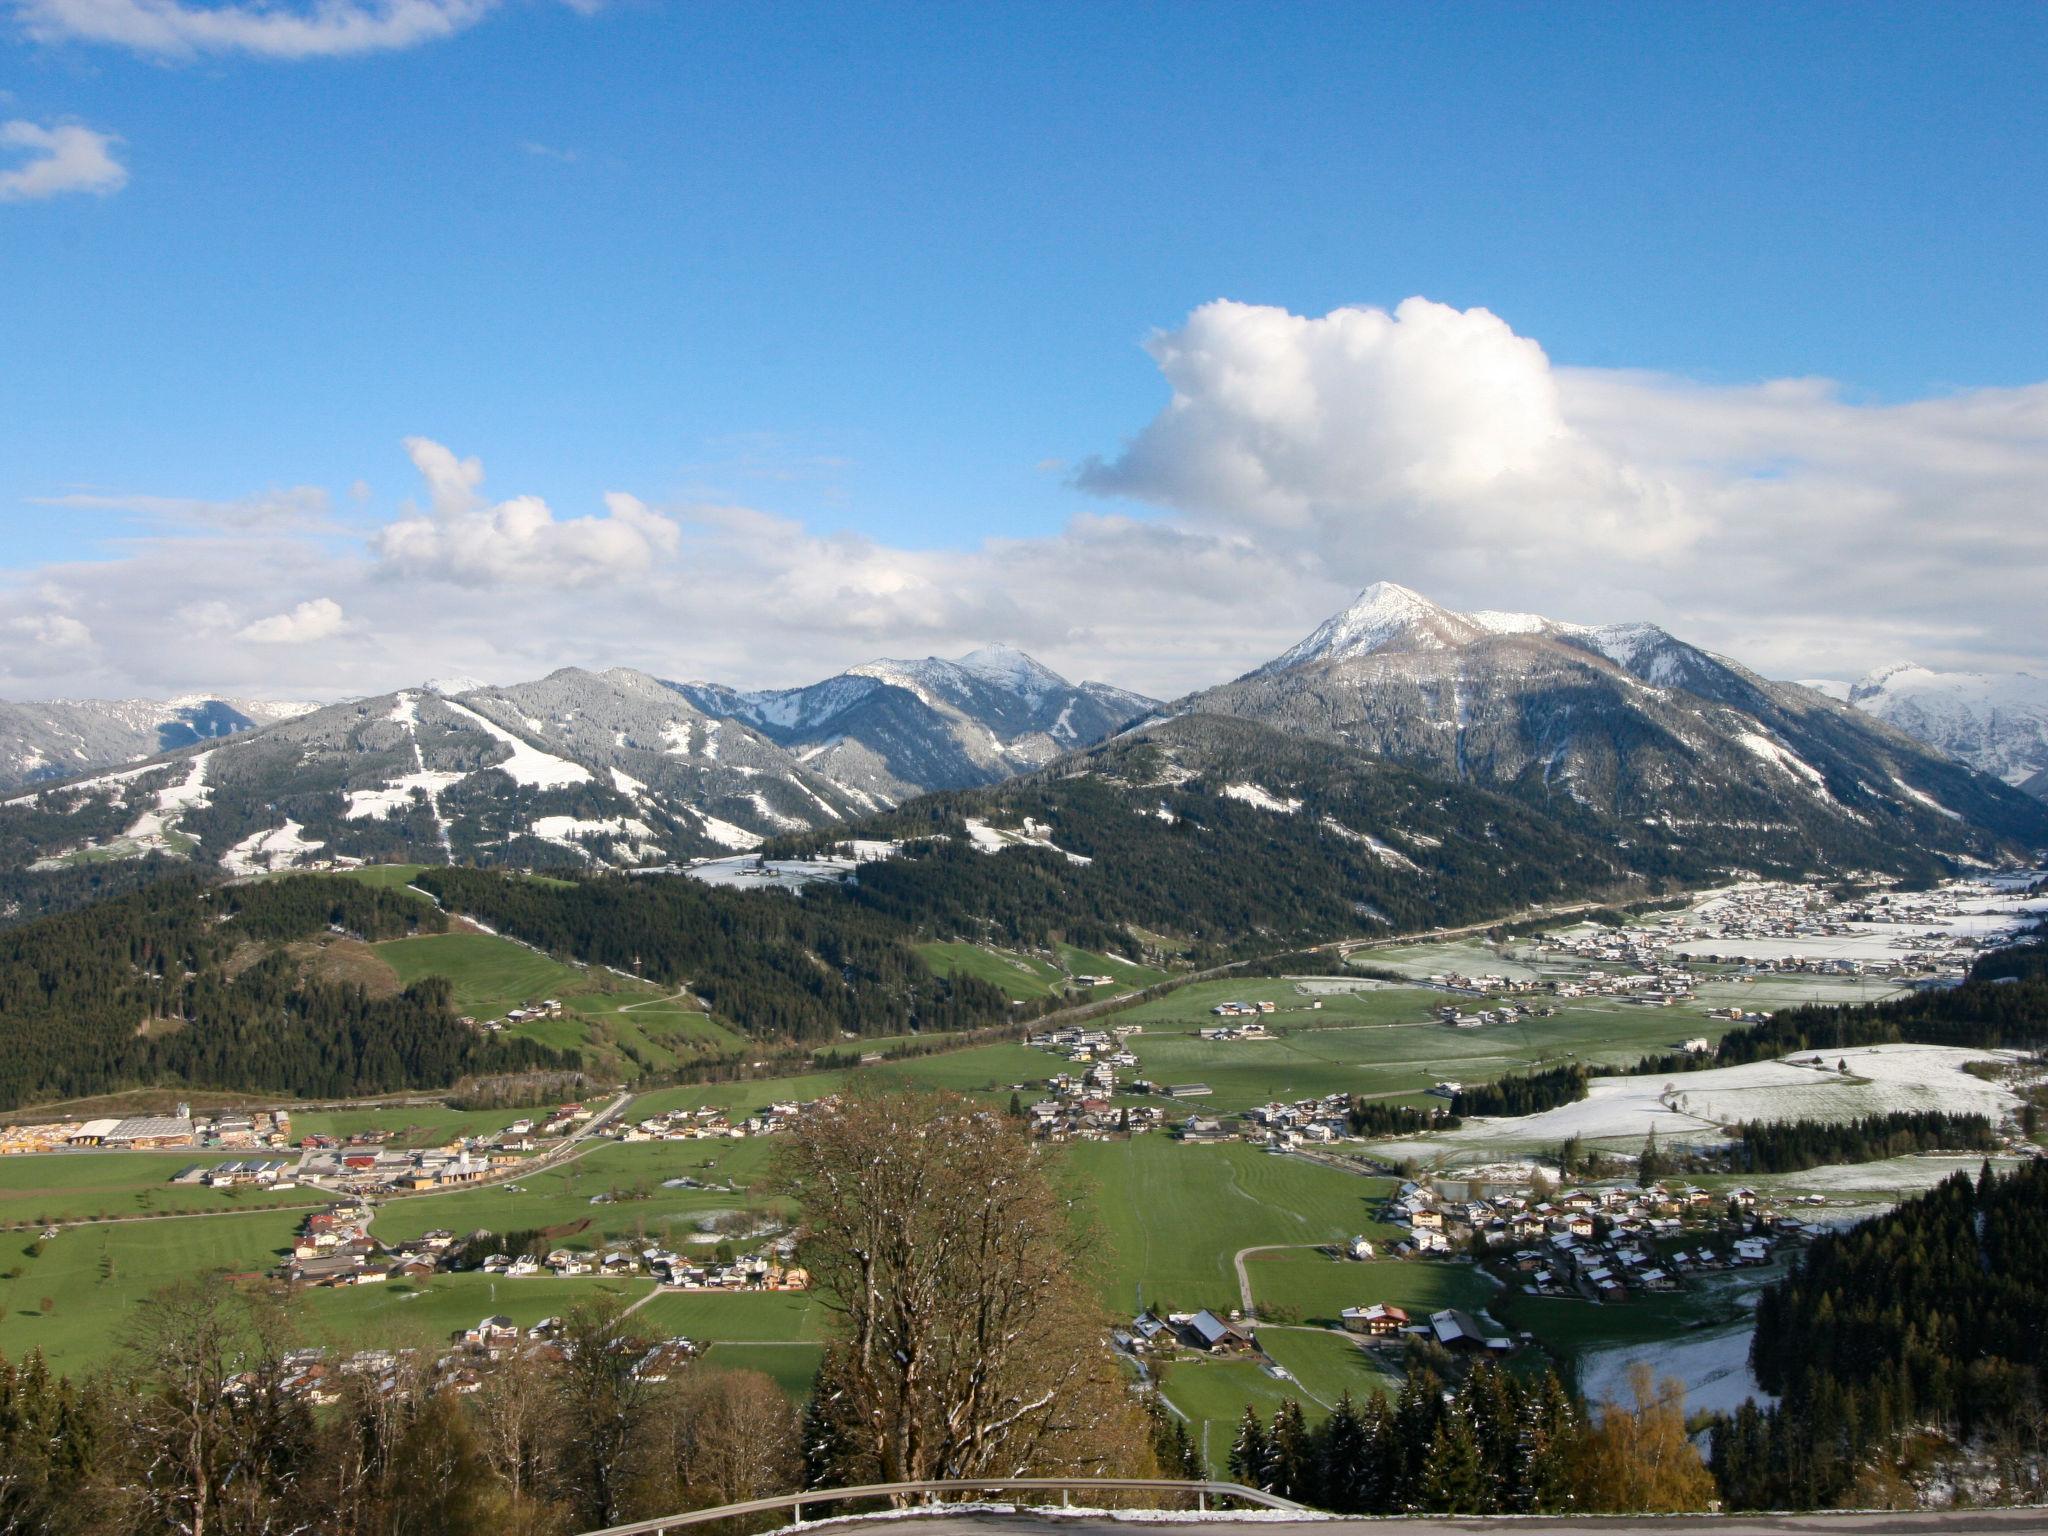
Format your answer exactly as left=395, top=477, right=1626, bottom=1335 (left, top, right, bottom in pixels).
left=1845, top=663, right=2048, bottom=787
left=1256, top=580, right=1484, bottom=672
left=951, top=643, right=1066, bottom=699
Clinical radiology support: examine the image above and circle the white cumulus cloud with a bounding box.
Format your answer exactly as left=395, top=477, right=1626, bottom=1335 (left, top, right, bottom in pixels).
left=15, top=0, right=497, bottom=59
left=1081, top=296, right=1693, bottom=563
left=238, top=596, right=344, bottom=644
left=0, top=119, right=126, bottom=202
left=373, top=436, right=681, bottom=587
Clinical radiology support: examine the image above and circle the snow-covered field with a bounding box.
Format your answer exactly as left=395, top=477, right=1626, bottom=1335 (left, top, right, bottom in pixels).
left=1452, top=1043, right=2022, bottom=1148
left=220, top=820, right=327, bottom=877
left=678, top=856, right=859, bottom=891
left=1222, top=782, right=1301, bottom=814
left=1580, top=1325, right=1772, bottom=1420
left=963, top=817, right=1089, bottom=864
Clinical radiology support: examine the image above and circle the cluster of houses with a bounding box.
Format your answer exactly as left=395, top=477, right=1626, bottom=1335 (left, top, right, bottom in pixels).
left=1028, top=1024, right=1141, bottom=1068
left=604, top=1103, right=794, bottom=1142
left=2, top=1106, right=294, bottom=1155
left=1337, top=1304, right=1514, bottom=1355
left=171, top=1156, right=295, bottom=1189
left=1381, top=1178, right=1799, bottom=1300
left=1437, top=1000, right=1551, bottom=1029
left=460, top=998, right=565, bottom=1034
left=473, top=1243, right=810, bottom=1291
left=297, top=1144, right=497, bottom=1194
left=1118, top=1308, right=1259, bottom=1357
left=283, top=1204, right=380, bottom=1286
left=279, top=1201, right=812, bottom=1293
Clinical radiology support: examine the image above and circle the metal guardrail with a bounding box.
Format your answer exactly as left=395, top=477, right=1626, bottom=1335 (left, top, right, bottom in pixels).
left=578, top=1477, right=1310, bottom=1535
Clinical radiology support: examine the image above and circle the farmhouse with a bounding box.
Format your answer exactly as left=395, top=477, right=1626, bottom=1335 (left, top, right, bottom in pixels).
left=1340, top=1303, right=1409, bottom=1336
left=1182, top=1309, right=1256, bottom=1354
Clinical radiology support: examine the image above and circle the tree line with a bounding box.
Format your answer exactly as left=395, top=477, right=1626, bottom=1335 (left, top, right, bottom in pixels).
left=1685, top=1109, right=1998, bottom=1176
left=1713, top=1158, right=2048, bottom=1510
left=1450, top=1062, right=1588, bottom=1118
left=1223, top=1354, right=1711, bottom=1515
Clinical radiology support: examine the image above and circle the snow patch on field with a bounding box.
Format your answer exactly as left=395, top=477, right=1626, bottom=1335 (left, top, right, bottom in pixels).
left=679, top=855, right=856, bottom=890
left=610, top=766, right=647, bottom=797
left=1222, top=782, right=1301, bottom=814
left=1581, top=1326, right=1772, bottom=1421
left=1454, top=1044, right=2021, bottom=1147
left=695, top=812, right=764, bottom=850
left=221, top=820, right=326, bottom=876
left=529, top=814, right=663, bottom=863
left=746, top=792, right=809, bottom=832
left=345, top=769, right=469, bottom=820
left=963, top=817, right=1090, bottom=864
left=441, top=700, right=591, bottom=788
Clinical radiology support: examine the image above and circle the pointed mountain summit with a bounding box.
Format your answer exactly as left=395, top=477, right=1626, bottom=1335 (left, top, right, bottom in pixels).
left=1253, top=581, right=1487, bottom=672
left=1167, top=581, right=2048, bottom=870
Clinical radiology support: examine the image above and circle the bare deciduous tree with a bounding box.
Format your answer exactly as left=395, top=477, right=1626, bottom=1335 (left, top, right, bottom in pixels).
left=777, top=1086, right=1152, bottom=1488
left=106, top=1280, right=316, bottom=1536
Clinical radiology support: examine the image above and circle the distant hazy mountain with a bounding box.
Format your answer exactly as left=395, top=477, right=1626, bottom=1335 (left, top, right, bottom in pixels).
left=1836, top=664, right=2048, bottom=796
left=0, top=695, right=316, bottom=792
left=1166, top=582, right=2048, bottom=871
left=674, top=644, right=1156, bottom=804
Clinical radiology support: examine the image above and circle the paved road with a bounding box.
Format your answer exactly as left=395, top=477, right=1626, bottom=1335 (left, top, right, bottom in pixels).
left=791, top=1510, right=2048, bottom=1536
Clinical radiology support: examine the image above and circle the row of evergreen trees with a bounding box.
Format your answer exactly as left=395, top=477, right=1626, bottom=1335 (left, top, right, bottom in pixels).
left=1714, top=1108, right=1996, bottom=1174
left=1221, top=1355, right=1712, bottom=1515
left=1450, top=1062, right=1588, bottom=1118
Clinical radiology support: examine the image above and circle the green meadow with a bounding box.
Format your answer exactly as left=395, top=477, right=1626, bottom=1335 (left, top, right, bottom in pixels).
left=1061, top=1137, right=1391, bottom=1316
left=0, top=1153, right=317, bottom=1226
left=1244, top=1250, right=1495, bottom=1327
left=0, top=1209, right=303, bottom=1377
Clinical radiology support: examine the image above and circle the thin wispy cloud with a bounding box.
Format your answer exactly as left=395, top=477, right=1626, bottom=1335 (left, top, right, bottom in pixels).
left=15, top=0, right=498, bottom=60
left=0, top=119, right=125, bottom=202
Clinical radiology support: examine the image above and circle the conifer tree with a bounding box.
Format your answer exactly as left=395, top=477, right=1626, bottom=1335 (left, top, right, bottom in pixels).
left=1227, top=1406, right=1271, bottom=1490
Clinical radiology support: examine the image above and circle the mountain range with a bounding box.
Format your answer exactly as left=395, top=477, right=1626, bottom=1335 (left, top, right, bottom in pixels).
left=675, top=644, right=1155, bottom=805
left=2, top=587, right=2042, bottom=897
left=0, top=696, right=315, bottom=791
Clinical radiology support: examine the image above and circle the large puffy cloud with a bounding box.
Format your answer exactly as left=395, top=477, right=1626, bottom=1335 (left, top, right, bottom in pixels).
left=1082, top=298, right=1694, bottom=560
left=0, top=119, right=126, bottom=202
left=1, top=301, right=2045, bottom=703
left=15, top=0, right=497, bottom=59
left=372, top=437, right=680, bottom=587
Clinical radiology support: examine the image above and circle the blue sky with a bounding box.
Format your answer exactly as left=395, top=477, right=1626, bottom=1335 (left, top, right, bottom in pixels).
left=3, top=2, right=2045, bottom=698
